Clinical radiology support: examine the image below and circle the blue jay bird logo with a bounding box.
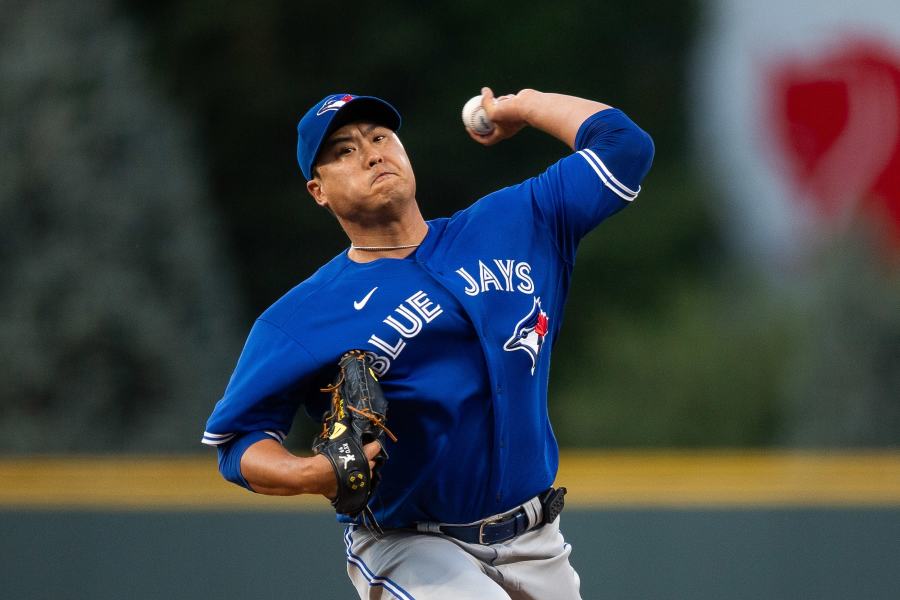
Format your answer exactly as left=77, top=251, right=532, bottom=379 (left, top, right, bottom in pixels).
left=503, top=297, right=550, bottom=375
left=317, top=94, right=355, bottom=116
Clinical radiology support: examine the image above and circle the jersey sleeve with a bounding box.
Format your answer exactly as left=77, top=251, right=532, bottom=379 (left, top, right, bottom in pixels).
left=531, top=108, right=654, bottom=263
left=201, top=318, right=317, bottom=448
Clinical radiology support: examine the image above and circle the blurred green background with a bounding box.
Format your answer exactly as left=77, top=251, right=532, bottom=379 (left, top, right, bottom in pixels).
left=2, top=0, right=898, bottom=454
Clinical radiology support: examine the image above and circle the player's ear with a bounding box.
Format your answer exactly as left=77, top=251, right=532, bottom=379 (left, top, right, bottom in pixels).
left=306, top=177, right=329, bottom=209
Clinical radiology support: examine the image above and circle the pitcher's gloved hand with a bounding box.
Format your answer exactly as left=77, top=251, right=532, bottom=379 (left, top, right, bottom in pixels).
left=312, top=350, right=397, bottom=516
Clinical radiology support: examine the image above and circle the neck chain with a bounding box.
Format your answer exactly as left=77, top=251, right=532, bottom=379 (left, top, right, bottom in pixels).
left=350, top=243, right=421, bottom=252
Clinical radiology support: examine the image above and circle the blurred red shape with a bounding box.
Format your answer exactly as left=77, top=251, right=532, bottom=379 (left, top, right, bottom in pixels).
left=770, top=40, right=900, bottom=243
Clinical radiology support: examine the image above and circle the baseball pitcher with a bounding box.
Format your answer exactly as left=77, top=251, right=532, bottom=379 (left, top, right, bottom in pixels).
left=202, top=86, right=654, bottom=599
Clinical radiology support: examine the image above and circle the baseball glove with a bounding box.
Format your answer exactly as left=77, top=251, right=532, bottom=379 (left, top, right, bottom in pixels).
left=313, top=350, right=397, bottom=517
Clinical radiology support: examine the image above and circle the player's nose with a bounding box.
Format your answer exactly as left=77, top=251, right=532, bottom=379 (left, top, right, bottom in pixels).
left=362, top=143, right=384, bottom=168
left=366, top=151, right=384, bottom=168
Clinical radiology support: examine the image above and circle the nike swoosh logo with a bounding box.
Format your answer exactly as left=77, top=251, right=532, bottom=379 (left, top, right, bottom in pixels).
left=354, top=287, right=378, bottom=310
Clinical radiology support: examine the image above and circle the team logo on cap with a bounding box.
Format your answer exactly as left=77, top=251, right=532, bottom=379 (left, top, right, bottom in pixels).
left=503, top=296, right=550, bottom=375
left=317, top=94, right=355, bottom=116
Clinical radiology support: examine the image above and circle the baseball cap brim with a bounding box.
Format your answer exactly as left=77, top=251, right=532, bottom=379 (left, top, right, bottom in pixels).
left=297, top=94, right=402, bottom=180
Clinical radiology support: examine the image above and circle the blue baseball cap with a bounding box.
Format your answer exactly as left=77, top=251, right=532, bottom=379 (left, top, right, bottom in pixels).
left=296, top=93, right=402, bottom=180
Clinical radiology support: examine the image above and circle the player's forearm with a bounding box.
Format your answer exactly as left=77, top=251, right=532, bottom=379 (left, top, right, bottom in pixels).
left=240, top=438, right=337, bottom=497
left=517, top=89, right=611, bottom=150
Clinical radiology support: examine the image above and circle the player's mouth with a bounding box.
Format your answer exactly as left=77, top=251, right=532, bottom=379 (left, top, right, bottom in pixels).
left=372, top=171, right=396, bottom=185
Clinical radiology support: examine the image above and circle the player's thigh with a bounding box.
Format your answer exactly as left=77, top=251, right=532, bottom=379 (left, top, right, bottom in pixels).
left=494, top=516, right=582, bottom=600
left=344, top=526, right=511, bottom=600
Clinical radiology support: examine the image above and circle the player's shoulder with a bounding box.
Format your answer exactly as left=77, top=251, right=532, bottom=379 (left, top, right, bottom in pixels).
left=258, top=251, right=351, bottom=325
left=441, top=179, right=538, bottom=232
left=455, top=178, right=533, bottom=214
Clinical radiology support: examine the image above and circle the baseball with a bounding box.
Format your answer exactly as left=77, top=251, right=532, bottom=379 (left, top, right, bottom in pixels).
left=461, top=95, right=495, bottom=135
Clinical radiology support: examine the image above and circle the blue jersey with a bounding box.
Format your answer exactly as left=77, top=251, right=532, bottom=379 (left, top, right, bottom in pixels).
left=203, top=108, right=654, bottom=527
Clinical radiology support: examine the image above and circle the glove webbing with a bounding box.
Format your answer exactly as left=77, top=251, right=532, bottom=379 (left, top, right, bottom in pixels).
left=320, top=377, right=398, bottom=443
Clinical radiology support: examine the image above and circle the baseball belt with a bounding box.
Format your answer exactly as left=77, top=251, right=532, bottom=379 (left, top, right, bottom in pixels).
left=416, top=487, right=567, bottom=545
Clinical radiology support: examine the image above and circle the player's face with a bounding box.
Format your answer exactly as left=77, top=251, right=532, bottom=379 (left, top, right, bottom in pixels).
left=306, top=121, right=417, bottom=225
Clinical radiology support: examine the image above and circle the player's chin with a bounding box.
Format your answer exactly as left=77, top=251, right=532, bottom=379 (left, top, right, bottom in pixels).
left=355, top=192, right=404, bottom=217
left=372, top=178, right=413, bottom=201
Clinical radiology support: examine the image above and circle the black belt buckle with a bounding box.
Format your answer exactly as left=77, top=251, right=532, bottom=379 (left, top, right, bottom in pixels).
left=539, top=487, right=566, bottom=525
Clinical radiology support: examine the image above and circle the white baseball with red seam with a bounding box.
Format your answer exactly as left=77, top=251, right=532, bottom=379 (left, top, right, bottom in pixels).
left=461, top=95, right=495, bottom=135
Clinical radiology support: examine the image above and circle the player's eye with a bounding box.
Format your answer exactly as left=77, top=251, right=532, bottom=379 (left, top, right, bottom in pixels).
left=338, top=146, right=354, bottom=156
left=373, top=134, right=386, bottom=143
